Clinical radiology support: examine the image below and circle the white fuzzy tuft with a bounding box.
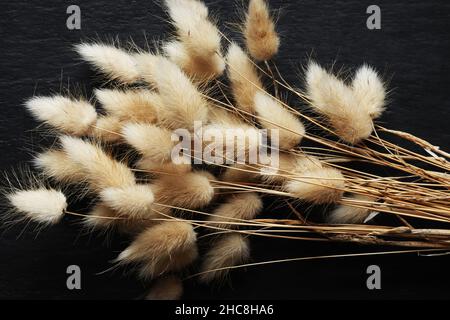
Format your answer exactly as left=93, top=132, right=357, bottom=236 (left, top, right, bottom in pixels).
left=254, top=92, right=305, bottom=150
left=60, top=136, right=135, bottom=192
left=151, top=57, right=209, bottom=130
left=305, top=61, right=386, bottom=144
left=25, top=96, right=97, bottom=136
left=7, top=188, right=67, bottom=225
left=100, top=185, right=155, bottom=218
left=283, top=166, right=345, bottom=204
left=200, top=233, right=250, bottom=283
left=164, top=0, right=224, bottom=80
left=75, top=43, right=140, bottom=83
left=352, top=64, right=386, bottom=119
left=122, top=123, right=175, bottom=163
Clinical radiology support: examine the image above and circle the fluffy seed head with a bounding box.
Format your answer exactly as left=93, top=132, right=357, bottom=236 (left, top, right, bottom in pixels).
left=164, top=0, right=224, bottom=80
left=122, top=123, right=175, bottom=163
left=95, top=89, right=161, bottom=124
left=254, top=92, right=305, bottom=150
left=7, top=188, right=67, bottom=225
left=75, top=43, right=140, bottom=83
left=118, top=221, right=198, bottom=278
left=200, top=233, right=250, bottom=283
left=283, top=167, right=345, bottom=204
left=60, top=136, right=135, bottom=192
left=306, top=61, right=376, bottom=144
left=25, top=96, right=97, bottom=136
left=226, top=43, right=263, bottom=115
left=352, top=64, right=386, bottom=119
left=208, top=193, right=262, bottom=229
left=151, top=57, right=209, bottom=130
left=90, top=116, right=123, bottom=142
left=244, top=0, right=280, bottom=61
left=202, top=124, right=261, bottom=164
left=152, top=171, right=215, bottom=209
left=100, top=185, right=155, bottom=218
left=84, top=204, right=155, bottom=234
left=132, top=52, right=159, bottom=85
left=328, top=194, right=375, bottom=224
left=138, top=245, right=198, bottom=280
left=146, top=275, right=183, bottom=300
left=136, top=156, right=192, bottom=175
left=34, top=149, right=85, bottom=184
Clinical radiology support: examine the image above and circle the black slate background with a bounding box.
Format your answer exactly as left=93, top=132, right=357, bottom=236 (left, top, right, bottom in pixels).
left=0, top=0, right=449, bottom=299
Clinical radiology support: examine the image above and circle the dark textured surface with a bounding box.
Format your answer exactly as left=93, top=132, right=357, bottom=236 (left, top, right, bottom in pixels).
left=0, top=0, right=449, bottom=299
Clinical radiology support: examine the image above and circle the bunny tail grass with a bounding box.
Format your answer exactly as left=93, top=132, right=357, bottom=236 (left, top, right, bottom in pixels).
left=305, top=61, right=386, bottom=144
left=152, top=171, right=215, bottom=209
left=75, top=43, right=140, bottom=83
left=283, top=167, right=345, bottom=204
left=60, top=136, right=135, bottom=192
left=122, top=123, right=176, bottom=163
left=150, top=56, right=209, bottom=130
left=254, top=91, right=305, bottom=150
left=164, top=0, right=225, bottom=81
left=100, top=184, right=155, bottom=218
left=34, top=149, right=85, bottom=184
left=226, top=43, right=263, bottom=115
left=328, top=194, right=376, bottom=224
left=199, top=233, right=250, bottom=283
left=208, top=193, right=262, bottom=229
left=25, top=96, right=97, bottom=136
left=7, top=188, right=67, bottom=225
left=244, top=0, right=280, bottom=61
left=95, top=89, right=161, bottom=124
left=117, top=221, right=198, bottom=278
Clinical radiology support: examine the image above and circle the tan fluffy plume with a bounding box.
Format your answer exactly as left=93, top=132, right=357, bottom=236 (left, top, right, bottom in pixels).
left=150, top=56, right=209, bottom=130
left=152, top=171, right=215, bottom=209
left=208, top=193, right=262, bottom=229
left=25, top=96, right=97, bottom=136
left=117, top=221, right=198, bottom=279
left=254, top=91, right=305, bottom=150
left=226, top=43, right=263, bottom=115
left=95, top=89, right=161, bottom=124
left=164, top=0, right=225, bottom=81
left=60, top=136, right=135, bottom=192
left=122, top=123, right=176, bottom=164
left=200, top=233, right=250, bottom=283
left=305, top=61, right=386, bottom=144
left=243, top=0, right=280, bottom=61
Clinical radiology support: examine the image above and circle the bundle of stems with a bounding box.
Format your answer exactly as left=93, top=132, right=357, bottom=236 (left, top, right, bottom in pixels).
left=4, top=0, right=449, bottom=299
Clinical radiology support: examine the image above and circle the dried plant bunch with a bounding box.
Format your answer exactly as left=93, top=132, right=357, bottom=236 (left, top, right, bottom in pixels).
left=4, top=0, right=449, bottom=300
